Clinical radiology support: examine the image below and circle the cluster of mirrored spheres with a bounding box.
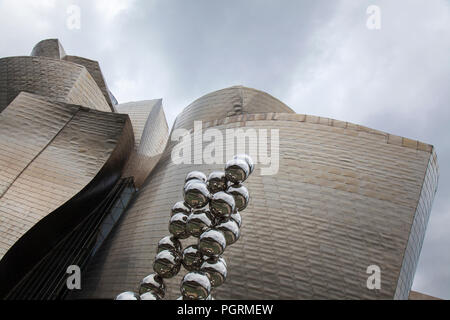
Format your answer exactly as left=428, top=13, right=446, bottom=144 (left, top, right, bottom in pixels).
left=115, top=154, right=254, bottom=300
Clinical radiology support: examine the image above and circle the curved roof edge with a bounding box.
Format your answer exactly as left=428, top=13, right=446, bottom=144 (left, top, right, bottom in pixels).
left=198, top=112, right=436, bottom=155
left=30, top=39, right=66, bottom=59
left=187, top=85, right=295, bottom=113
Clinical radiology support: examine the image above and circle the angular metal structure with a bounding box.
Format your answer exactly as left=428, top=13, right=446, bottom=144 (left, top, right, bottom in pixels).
left=117, top=100, right=169, bottom=187
left=0, top=40, right=168, bottom=299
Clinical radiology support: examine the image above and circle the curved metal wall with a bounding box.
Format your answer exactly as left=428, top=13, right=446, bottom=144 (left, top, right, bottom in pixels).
left=31, top=39, right=67, bottom=60
left=77, top=87, right=438, bottom=300
left=0, top=92, right=134, bottom=298
left=173, top=86, right=295, bottom=130
left=117, top=100, right=169, bottom=188
left=0, top=56, right=111, bottom=113
left=63, top=55, right=115, bottom=111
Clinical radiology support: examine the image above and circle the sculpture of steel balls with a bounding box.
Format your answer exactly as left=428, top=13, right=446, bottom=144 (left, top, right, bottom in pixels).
left=226, top=184, right=249, bottom=212
left=185, top=171, right=207, bottom=183
left=181, top=245, right=204, bottom=271
left=153, top=250, right=181, bottom=279
left=183, top=180, right=210, bottom=209
left=115, top=291, right=140, bottom=300
left=215, top=220, right=240, bottom=246
left=180, top=271, right=212, bottom=300
left=200, top=258, right=227, bottom=287
left=115, top=154, right=253, bottom=301
left=139, top=273, right=166, bottom=298
left=169, top=213, right=190, bottom=239
left=198, top=229, right=227, bottom=257
left=230, top=211, right=242, bottom=228
left=140, top=291, right=160, bottom=300
left=186, top=209, right=214, bottom=238
left=171, top=201, right=191, bottom=216
left=233, top=154, right=255, bottom=174
left=225, top=158, right=250, bottom=184
left=157, top=236, right=182, bottom=254
left=210, top=192, right=235, bottom=218
left=207, top=171, right=227, bottom=193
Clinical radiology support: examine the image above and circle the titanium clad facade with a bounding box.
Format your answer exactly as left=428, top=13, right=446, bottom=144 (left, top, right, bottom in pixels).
left=0, top=91, right=134, bottom=297
left=77, top=87, right=439, bottom=300
left=63, top=55, right=116, bottom=111
left=0, top=39, right=170, bottom=298
left=117, top=100, right=169, bottom=187
left=394, top=151, right=439, bottom=299
left=30, top=39, right=67, bottom=60
left=0, top=56, right=111, bottom=113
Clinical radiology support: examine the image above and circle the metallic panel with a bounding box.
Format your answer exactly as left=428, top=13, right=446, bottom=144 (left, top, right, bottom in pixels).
left=0, top=56, right=111, bottom=113
left=172, top=86, right=295, bottom=131
left=63, top=55, right=115, bottom=111
left=0, top=92, right=134, bottom=297
left=117, top=100, right=169, bottom=187
left=394, top=149, right=439, bottom=299
left=77, top=87, right=438, bottom=300
left=30, top=39, right=67, bottom=60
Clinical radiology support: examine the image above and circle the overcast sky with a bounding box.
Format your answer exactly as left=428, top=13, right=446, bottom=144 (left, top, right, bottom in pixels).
left=0, top=0, right=449, bottom=299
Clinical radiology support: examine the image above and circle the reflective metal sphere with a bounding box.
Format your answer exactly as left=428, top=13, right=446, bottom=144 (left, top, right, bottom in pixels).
left=171, top=201, right=191, bottom=216
left=225, top=158, right=250, bottom=184
left=181, top=245, right=204, bottom=271
left=157, top=236, right=182, bottom=254
left=198, top=229, right=227, bottom=257
left=207, top=171, right=227, bottom=194
left=185, top=171, right=207, bottom=183
left=138, top=273, right=166, bottom=298
left=140, top=291, right=160, bottom=300
left=115, top=291, right=140, bottom=300
left=201, top=257, right=227, bottom=287
left=180, top=271, right=211, bottom=300
left=233, top=154, right=255, bottom=175
left=210, top=192, right=235, bottom=218
left=227, top=184, right=249, bottom=211
left=153, top=250, right=181, bottom=278
left=168, top=213, right=189, bottom=239
left=183, top=180, right=210, bottom=209
left=186, top=209, right=214, bottom=238
left=230, top=211, right=242, bottom=228
left=216, top=219, right=240, bottom=245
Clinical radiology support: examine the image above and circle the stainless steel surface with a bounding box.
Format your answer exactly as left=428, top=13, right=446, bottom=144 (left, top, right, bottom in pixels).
left=210, top=192, right=236, bottom=219
left=139, top=273, right=166, bottom=298
left=0, top=56, right=111, bottom=113
left=181, top=245, right=204, bottom=271
left=207, top=171, right=227, bottom=194
left=225, top=158, right=250, bottom=184
left=200, top=257, right=227, bottom=288
left=115, top=291, right=140, bottom=300
left=198, top=229, right=227, bottom=257
left=180, top=271, right=211, bottom=300
left=183, top=180, right=210, bottom=209
left=153, top=250, right=182, bottom=279
left=186, top=209, right=214, bottom=238
left=226, top=184, right=250, bottom=212
left=157, top=236, right=182, bottom=254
